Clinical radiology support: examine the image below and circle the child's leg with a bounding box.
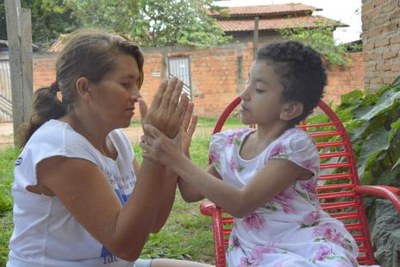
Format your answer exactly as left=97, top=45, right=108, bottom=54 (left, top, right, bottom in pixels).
left=135, top=258, right=213, bottom=267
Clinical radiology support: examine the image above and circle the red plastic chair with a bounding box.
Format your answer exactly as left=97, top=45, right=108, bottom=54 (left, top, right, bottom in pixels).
left=200, top=96, right=400, bottom=267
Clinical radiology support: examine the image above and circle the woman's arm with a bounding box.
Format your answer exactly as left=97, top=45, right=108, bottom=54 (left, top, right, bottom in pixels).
left=37, top=79, right=188, bottom=262
left=134, top=92, right=196, bottom=231
left=37, top=156, right=168, bottom=261
left=133, top=158, right=177, bottom=232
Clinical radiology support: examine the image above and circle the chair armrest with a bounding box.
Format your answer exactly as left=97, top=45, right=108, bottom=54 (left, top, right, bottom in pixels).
left=199, top=200, right=227, bottom=267
left=355, top=185, right=400, bottom=212
left=200, top=200, right=217, bottom=216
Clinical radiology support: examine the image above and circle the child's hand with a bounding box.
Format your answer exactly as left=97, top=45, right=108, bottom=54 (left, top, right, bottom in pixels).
left=140, top=124, right=183, bottom=166
left=181, top=102, right=197, bottom=157
left=142, top=78, right=189, bottom=138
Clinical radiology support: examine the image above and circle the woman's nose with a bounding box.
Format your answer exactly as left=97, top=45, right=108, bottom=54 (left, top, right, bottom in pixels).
left=130, top=87, right=141, bottom=99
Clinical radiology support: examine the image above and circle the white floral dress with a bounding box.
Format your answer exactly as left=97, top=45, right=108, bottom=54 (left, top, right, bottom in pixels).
left=209, top=128, right=360, bottom=267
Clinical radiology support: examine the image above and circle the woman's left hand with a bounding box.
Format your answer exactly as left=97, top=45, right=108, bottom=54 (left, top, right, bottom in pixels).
left=142, top=78, right=189, bottom=138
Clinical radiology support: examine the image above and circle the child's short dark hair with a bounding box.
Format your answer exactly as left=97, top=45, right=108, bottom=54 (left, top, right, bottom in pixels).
left=256, top=41, right=327, bottom=126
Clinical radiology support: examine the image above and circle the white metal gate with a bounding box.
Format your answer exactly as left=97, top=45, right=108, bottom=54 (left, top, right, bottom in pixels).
left=0, top=54, right=13, bottom=122
left=167, top=56, right=192, bottom=99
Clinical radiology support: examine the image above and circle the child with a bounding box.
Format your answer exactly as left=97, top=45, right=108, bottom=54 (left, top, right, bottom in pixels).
left=141, top=41, right=362, bottom=266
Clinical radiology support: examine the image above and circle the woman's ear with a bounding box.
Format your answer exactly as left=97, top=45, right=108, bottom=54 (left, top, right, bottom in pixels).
left=280, top=101, right=303, bottom=121
left=75, top=77, right=91, bottom=98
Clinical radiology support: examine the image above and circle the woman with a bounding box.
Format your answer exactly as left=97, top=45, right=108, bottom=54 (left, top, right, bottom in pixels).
left=7, top=29, right=211, bottom=267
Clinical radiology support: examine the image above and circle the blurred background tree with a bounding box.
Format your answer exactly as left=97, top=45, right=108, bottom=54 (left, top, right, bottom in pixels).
left=0, top=0, right=230, bottom=49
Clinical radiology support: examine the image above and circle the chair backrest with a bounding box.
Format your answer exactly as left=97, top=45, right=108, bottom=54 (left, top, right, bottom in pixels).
left=207, top=96, right=376, bottom=266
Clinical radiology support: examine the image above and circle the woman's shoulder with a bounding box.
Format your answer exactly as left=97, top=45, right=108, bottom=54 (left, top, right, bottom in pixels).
left=28, top=119, right=70, bottom=143
left=25, top=119, right=96, bottom=157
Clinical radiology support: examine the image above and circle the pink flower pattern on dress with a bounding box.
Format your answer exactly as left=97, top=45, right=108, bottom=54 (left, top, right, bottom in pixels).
left=242, top=213, right=266, bottom=231
left=209, top=150, right=219, bottom=164
left=229, top=159, right=238, bottom=171
left=238, top=245, right=278, bottom=267
left=271, top=186, right=297, bottom=214
left=226, top=133, right=235, bottom=145
left=313, top=224, right=349, bottom=250
left=239, top=254, right=260, bottom=267
left=301, top=210, right=320, bottom=227
left=303, top=159, right=316, bottom=171
left=269, top=143, right=284, bottom=157
left=299, top=179, right=317, bottom=195
left=314, top=244, right=333, bottom=261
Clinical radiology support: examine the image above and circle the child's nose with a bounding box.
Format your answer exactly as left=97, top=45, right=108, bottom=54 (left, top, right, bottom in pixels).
left=240, top=86, right=250, bottom=100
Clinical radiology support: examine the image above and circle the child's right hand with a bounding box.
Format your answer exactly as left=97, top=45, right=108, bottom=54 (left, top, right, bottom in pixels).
left=140, top=124, right=183, bottom=166
left=180, top=102, right=197, bottom=157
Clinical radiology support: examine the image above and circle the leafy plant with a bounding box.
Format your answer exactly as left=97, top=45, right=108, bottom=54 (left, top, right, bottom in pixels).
left=69, top=0, right=231, bottom=47
left=333, top=76, right=400, bottom=186
left=280, top=21, right=353, bottom=67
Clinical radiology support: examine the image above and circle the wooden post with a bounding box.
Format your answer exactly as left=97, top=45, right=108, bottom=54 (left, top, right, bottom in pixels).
left=253, top=16, right=259, bottom=60
left=5, top=0, right=33, bottom=147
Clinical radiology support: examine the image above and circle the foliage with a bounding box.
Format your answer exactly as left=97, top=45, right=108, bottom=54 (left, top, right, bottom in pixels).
left=1, top=0, right=230, bottom=49
left=68, top=0, right=231, bottom=47
left=280, top=22, right=356, bottom=67
left=333, top=76, right=400, bottom=186
left=0, top=0, right=80, bottom=49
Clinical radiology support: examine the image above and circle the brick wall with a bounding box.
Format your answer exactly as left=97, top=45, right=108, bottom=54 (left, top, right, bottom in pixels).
left=32, top=53, right=56, bottom=90
left=32, top=44, right=364, bottom=118
left=325, top=53, right=365, bottom=104
left=362, top=0, right=400, bottom=91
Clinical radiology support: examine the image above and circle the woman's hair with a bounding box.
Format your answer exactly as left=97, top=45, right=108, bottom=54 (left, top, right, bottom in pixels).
left=256, top=41, right=327, bottom=127
left=19, top=29, right=144, bottom=147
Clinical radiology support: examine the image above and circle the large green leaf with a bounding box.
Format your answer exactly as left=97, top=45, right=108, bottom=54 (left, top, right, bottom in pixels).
left=360, top=91, right=400, bottom=121
left=357, top=128, right=390, bottom=182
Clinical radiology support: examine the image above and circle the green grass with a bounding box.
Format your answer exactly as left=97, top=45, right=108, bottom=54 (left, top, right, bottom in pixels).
left=0, top=147, right=19, bottom=265
left=0, top=132, right=222, bottom=265
left=133, top=135, right=213, bottom=263
left=131, top=116, right=241, bottom=129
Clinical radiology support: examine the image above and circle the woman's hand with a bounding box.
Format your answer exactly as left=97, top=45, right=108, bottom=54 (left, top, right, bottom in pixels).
left=140, top=101, right=197, bottom=162
left=141, top=78, right=189, bottom=138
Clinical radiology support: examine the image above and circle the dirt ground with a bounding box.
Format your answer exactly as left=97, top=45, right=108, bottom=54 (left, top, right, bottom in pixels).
left=0, top=122, right=14, bottom=148
left=0, top=122, right=214, bottom=148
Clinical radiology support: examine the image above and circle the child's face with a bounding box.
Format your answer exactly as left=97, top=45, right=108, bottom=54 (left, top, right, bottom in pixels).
left=239, top=60, right=287, bottom=126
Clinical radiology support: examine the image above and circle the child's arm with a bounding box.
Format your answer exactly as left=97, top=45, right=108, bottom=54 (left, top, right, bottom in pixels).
left=178, top=164, right=221, bottom=202
left=141, top=125, right=312, bottom=218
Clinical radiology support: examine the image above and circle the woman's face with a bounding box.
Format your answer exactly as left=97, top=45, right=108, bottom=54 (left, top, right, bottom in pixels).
left=88, top=53, right=142, bottom=129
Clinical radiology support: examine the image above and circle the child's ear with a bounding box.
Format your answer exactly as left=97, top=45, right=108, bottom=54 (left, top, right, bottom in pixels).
left=280, top=101, right=303, bottom=121
left=75, top=77, right=91, bottom=98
